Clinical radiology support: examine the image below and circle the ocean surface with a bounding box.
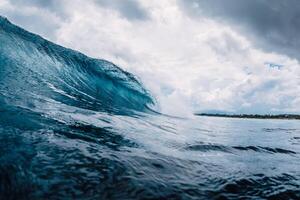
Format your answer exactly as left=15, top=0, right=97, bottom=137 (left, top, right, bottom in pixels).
left=0, top=16, right=300, bottom=199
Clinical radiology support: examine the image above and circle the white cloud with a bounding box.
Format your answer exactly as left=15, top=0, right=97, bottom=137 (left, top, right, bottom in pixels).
left=1, top=0, right=300, bottom=115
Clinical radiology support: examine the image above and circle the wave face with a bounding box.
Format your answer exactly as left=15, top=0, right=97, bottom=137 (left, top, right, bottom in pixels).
left=0, top=16, right=154, bottom=116
left=1, top=16, right=300, bottom=200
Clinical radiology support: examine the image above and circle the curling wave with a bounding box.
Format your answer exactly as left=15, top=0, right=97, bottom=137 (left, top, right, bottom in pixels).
left=0, top=16, right=154, bottom=116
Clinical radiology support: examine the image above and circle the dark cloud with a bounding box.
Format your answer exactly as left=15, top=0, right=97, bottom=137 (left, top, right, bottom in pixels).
left=95, top=0, right=149, bottom=20
left=9, top=0, right=68, bottom=19
left=179, top=0, right=300, bottom=60
left=10, top=0, right=57, bottom=9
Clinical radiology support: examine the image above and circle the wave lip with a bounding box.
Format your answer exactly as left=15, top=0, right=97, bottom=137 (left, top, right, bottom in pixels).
left=0, top=16, right=154, bottom=115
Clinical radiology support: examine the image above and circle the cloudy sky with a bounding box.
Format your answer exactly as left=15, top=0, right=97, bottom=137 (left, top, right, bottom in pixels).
left=1, top=0, right=300, bottom=115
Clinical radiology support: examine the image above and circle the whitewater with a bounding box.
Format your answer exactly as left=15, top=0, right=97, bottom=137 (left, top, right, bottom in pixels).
left=0, top=16, right=299, bottom=199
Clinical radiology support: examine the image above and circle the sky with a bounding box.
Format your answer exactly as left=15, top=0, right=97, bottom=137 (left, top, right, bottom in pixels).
left=1, top=0, right=300, bottom=115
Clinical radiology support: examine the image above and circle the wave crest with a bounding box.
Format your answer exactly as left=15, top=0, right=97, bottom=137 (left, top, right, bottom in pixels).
left=0, top=16, right=154, bottom=115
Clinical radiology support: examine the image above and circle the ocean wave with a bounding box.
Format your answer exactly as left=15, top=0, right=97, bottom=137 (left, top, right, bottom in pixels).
left=184, top=143, right=297, bottom=155
left=0, top=16, right=154, bottom=117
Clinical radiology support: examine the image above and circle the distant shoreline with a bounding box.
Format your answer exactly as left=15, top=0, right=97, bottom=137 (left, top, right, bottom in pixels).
left=195, top=113, right=300, bottom=120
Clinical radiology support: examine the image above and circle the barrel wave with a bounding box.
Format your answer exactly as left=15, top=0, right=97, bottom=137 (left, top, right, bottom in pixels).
left=1, top=16, right=300, bottom=200
left=0, top=16, right=154, bottom=117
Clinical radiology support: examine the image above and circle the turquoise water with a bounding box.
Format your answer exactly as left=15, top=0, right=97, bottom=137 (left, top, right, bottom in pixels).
left=0, top=16, right=300, bottom=199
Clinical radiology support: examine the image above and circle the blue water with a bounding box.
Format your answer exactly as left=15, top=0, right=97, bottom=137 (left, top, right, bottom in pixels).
left=0, top=16, right=300, bottom=199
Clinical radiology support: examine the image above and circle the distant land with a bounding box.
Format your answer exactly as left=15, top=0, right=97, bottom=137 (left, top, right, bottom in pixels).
left=196, top=113, right=300, bottom=120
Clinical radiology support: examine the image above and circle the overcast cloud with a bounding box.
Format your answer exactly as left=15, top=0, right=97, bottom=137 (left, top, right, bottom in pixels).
left=179, top=0, right=300, bottom=61
left=95, top=0, right=149, bottom=20
left=1, top=0, right=300, bottom=115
